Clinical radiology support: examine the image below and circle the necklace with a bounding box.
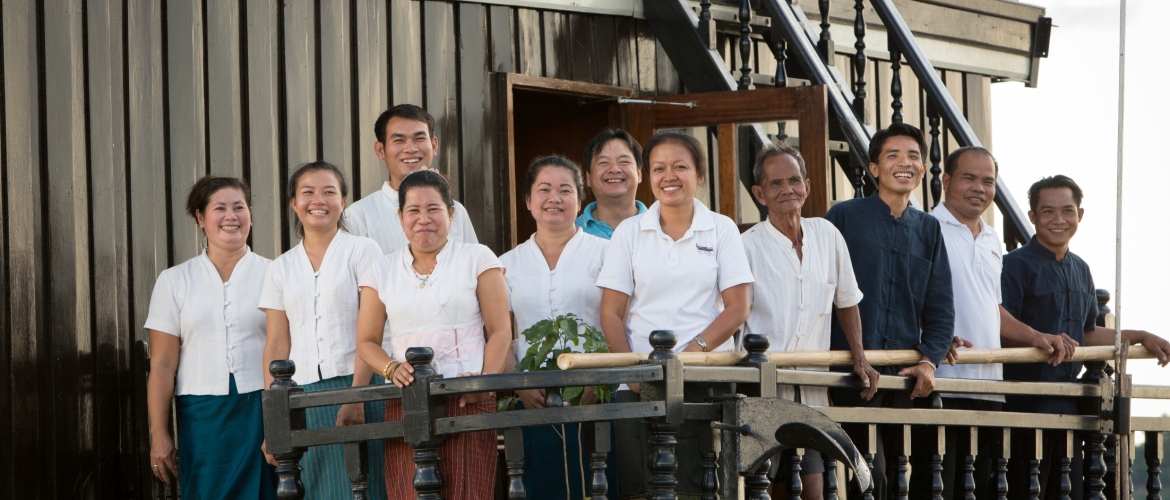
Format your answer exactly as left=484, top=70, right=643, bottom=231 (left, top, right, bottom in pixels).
left=411, top=261, right=438, bottom=288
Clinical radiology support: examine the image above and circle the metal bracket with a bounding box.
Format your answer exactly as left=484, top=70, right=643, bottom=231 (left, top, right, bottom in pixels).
left=617, top=97, right=699, bottom=108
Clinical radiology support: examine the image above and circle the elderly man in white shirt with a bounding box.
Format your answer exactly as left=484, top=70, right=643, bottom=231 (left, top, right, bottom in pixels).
left=345, top=104, right=477, bottom=253
left=741, top=141, right=880, bottom=499
left=931, top=146, right=1074, bottom=499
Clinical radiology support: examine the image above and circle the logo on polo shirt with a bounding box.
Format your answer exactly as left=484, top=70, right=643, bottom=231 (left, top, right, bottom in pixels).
left=696, top=244, right=714, bottom=254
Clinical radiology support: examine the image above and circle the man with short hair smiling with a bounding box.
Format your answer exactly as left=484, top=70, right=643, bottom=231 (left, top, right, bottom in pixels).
left=346, top=104, right=478, bottom=254
left=824, top=123, right=954, bottom=500
left=1001, top=174, right=1169, bottom=499
left=576, top=129, right=646, bottom=239
left=931, top=147, right=1074, bottom=499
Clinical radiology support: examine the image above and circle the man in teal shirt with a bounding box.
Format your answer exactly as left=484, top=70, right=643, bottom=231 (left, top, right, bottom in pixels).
left=576, top=129, right=647, bottom=239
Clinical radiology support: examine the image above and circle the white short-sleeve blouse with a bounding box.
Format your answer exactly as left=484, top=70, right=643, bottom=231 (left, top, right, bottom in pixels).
left=499, top=228, right=608, bottom=362
left=258, top=231, right=382, bottom=386
left=596, top=199, right=755, bottom=354
left=144, top=249, right=271, bottom=395
left=359, top=240, right=502, bottom=379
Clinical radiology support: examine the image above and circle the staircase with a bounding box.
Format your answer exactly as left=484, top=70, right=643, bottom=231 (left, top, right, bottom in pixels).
left=644, top=0, right=1036, bottom=248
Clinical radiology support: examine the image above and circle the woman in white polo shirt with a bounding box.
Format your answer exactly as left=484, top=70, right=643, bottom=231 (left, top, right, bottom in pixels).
left=145, top=176, right=276, bottom=498
left=499, top=155, right=610, bottom=498
left=258, top=161, right=387, bottom=499
left=597, top=131, right=754, bottom=499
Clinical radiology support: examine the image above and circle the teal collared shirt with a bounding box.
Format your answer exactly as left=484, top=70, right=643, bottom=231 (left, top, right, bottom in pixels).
left=575, top=200, right=647, bottom=239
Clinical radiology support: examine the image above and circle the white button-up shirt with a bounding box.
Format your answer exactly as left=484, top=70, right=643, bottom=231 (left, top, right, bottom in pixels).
left=145, top=249, right=271, bottom=395
left=500, top=228, right=608, bottom=362
left=932, top=202, right=1004, bottom=402
left=741, top=218, right=863, bottom=407
left=359, top=241, right=502, bottom=379
left=597, top=199, right=755, bottom=354
left=258, top=231, right=382, bottom=386
left=345, top=181, right=478, bottom=254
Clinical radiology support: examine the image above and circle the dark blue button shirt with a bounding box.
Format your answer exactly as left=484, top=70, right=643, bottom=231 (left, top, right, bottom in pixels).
left=1001, top=237, right=1098, bottom=415
left=825, top=194, right=955, bottom=371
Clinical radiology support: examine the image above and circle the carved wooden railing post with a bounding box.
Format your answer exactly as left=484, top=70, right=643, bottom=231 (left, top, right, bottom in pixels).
left=739, top=0, right=754, bottom=90
left=774, top=37, right=788, bottom=88
left=644, top=331, right=681, bottom=500
left=962, top=427, right=977, bottom=500
left=861, top=424, right=877, bottom=500
left=852, top=0, right=868, bottom=122
left=403, top=348, right=445, bottom=500
left=787, top=451, right=804, bottom=498
left=825, top=458, right=840, bottom=500
left=1059, top=430, right=1073, bottom=500
left=1082, top=360, right=1110, bottom=500
left=895, top=424, right=910, bottom=500
left=265, top=360, right=307, bottom=500
left=1147, top=430, right=1163, bottom=500
left=931, top=426, right=945, bottom=500
left=504, top=428, right=526, bottom=499
left=343, top=442, right=369, bottom=500
left=700, top=414, right=718, bottom=500
left=591, top=422, right=612, bottom=498
left=699, top=0, right=714, bottom=49
left=817, top=0, right=834, bottom=65
left=889, top=40, right=904, bottom=124
left=927, top=99, right=943, bottom=210
left=1028, top=429, right=1042, bottom=500
left=744, top=458, right=772, bottom=500
left=995, top=428, right=1010, bottom=500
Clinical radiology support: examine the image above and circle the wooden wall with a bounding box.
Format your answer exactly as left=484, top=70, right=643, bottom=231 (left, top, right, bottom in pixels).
left=0, top=1, right=678, bottom=498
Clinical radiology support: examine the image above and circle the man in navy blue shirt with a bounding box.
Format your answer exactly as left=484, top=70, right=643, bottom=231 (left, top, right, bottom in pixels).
left=1001, top=175, right=1169, bottom=499
left=825, top=123, right=955, bottom=499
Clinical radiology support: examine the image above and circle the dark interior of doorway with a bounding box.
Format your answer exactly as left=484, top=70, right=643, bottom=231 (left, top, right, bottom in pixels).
left=510, top=90, right=619, bottom=242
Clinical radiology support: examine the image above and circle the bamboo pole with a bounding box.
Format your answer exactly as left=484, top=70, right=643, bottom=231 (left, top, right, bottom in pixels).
left=556, top=345, right=1153, bottom=370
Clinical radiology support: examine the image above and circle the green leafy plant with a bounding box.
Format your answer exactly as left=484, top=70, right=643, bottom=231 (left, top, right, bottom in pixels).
left=497, top=314, right=611, bottom=411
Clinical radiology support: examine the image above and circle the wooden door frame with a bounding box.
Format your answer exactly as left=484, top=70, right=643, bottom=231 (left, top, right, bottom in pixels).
left=495, top=73, right=634, bottom=248
left=624, top=85, right=830, bottom=219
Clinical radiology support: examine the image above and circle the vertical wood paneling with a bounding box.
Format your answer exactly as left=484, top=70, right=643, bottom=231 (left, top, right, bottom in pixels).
left=167, top=0, right=207, bottom=264
left=206, top=0, right=244, bottom=178
left=284, top=0, right=317, bottom=246
left=655, top=39, right=680, bottom=94
left=900, top=64, right=921, bottom=132
left=318, top=0, right=354, bottom=196
left=246, top=0, right=283, bottom=259
left=390, top=0, right=422, bottom=106
left=355, top=0, right=389, bottom=198
left=84, top=1, right=131, bottom=496
left=965, top=73, right=992, bottom=149
left=542, top=11, right=570, bottom=80
left=634, top=20, right=657, bottom=95
left=942, top=69, right=965, bottom=156
left=569, top=13, right=595, bottom=83
left=488, top=5, right=514, bottom=73
left=423, top=1, right=461, bottom=196
left=44, top=0, right=94, bottom=495
left=458, top=3, right=495, bottom=249
left=875, top=59, right=891, bottom=129
left=516, top=9, right=541, bottom=77
left=3, top=0, right=45, bottom=496
left=593, top=17, right=618, bottom=86
left=615, top=17, right=637, bottom=89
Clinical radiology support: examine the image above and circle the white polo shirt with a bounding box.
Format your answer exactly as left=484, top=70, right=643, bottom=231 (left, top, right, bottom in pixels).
left=932, top=202, right=1004, bottom=403
left=345, top=181, right=478, bottom=254
left=145, top=249, right=271, bottom=395
left=741, top=218, right=863, bottom=407
left=258, top=231, right=382, bottom=386
left=596, top=199, right=755, bottom=354
left=500, top=228, right=608, bottom=362
left=359, top=240, right=502, bottom=379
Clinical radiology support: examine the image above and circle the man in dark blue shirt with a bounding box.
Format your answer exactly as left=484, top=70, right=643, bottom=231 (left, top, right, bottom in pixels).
left=825, top=123, right=955, bottom=500
left=1001, top=175, right=1169, bottom=499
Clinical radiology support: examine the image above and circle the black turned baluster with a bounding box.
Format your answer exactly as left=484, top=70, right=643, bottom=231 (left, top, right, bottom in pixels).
left=646, top=331, right=680, bottom=500
left=1059, top=430, right=1073, bottom=500
left=889, top=42, right=904, bottom=124
left=962, top=427, right=977, bottom=500
left=862, top=424, right=877, bottom=500
left=825, top=458, right=840, bottom=500
left=504, top=428, right=526, bottom=499
left=818, top=0, right=834, bottom=64
left=996, top=428, right=1010, bottom=500
left=269, top=360, right=307, bottom=500
left=774, top=38, right=788, bottom=88
left=1028, top=429, right=1042, bottom=500
left=699, top=0, right=714, bottom=49
left=744, top=458, right=771, bottom=500
left=895, top=425, right=910, bottom=500
left=739, top=0, right=753, bottom=90
left=700, top=420, right=718, bottom=500
left=405, top=348, right=444, bottom=500
left=1147, top=430, right=1163, bottom=500
left=788, top=451, right=804, bottom=498
left=931, top=426, right=945, bottom=500
left=852, top=0, right=868, bottom=122
left=852, top=161, right=865, bottom=199
left=1082, top=361, right=1109, bottom=500
left=927, top=99, right=943, bottom=210
left=343, top=442, right=369, bottom=500
left=591, top=422, right=612, bottom=498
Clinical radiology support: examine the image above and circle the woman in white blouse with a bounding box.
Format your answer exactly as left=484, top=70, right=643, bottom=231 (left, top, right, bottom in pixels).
left=596, top=131, right=755, bottom=499
left=499, top=155, right=609, bottom=499
left=355, top=169, right=510, bottom=500
left=145, top=176, right=276, bottom=498
left=258, top=161, right=387, bottom=499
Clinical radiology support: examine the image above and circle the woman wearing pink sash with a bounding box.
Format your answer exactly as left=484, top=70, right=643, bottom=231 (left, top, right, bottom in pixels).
left=355, top=169, right=511, bottom=500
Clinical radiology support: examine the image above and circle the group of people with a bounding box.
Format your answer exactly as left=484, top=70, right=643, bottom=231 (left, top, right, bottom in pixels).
left=144, top=103, right=1169, bottom=500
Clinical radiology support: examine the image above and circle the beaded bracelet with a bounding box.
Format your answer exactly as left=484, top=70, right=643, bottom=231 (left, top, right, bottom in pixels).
left=382, top=360, right=398, bottom=380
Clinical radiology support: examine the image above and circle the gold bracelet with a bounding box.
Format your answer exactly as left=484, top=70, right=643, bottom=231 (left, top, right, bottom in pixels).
left=388, top=361, right=403, bottom=378
left=382, top=361, right=397, bottom=380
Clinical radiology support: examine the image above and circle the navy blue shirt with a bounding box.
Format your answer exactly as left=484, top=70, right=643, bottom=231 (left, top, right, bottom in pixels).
left=1001, top=237, right=1098, bottom=415
left=825, top=194, right=955, bottom=371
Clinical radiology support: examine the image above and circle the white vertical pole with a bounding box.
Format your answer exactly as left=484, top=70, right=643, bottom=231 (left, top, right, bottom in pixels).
left=1115, top=0, right=1126, bottom=354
